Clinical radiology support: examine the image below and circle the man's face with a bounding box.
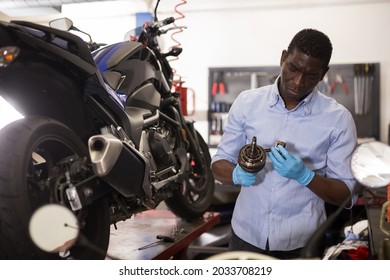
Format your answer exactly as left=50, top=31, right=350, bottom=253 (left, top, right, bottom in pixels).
left=279, top=48, right=328, bottom=107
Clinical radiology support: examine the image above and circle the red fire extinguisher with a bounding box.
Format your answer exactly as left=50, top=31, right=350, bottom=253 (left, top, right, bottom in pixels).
left=173, top=81, right=195, bottom=116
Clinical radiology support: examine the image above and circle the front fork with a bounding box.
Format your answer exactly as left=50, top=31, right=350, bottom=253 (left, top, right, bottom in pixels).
left=160, top=95, right=205, bottom=168
left=183, top=120, right=205, bottom=163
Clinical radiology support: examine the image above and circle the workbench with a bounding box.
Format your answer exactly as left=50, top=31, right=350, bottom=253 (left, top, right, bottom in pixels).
left=106, top=209, right=221, bottom=260
left=357, top=187, right=389, bottom=259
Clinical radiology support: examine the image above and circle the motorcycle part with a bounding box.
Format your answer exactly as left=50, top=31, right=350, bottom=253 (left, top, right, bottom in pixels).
left=88, top=133, right=148, bottom=197
left=0, top=117, right=110, bottom=260
left=29, top=204, right=79, bottom=253
left=164, top=130, right=215, bottom=221
left=148, top=130, right=177, bottom=171
left=238, top=137, right=267, bottom=173
left=0, top=46, right=20, bottom=67
left=264, top=141, right=287, bottom=153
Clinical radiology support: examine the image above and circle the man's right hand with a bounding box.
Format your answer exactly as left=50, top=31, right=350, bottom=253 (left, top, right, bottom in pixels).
left=232, top=165, right=256, bottom=187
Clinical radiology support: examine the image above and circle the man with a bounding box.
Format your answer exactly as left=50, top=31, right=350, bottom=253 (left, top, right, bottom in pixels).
left=211, top=29, right=357, bottom=259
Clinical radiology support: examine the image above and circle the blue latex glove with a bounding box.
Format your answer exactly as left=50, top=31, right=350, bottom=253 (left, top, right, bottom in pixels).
left=268, top=145, right=314, bottom=186
left=232, top=165, right=256, bottom=187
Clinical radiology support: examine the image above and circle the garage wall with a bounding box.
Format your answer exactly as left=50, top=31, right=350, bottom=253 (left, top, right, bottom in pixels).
left=2, top=1, right=390, bottom=143
left=156, top=1, right=390, bottom=143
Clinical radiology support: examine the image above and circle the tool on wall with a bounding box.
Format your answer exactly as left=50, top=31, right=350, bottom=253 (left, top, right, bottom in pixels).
left=318, top=74, right=331, bottom=94
left=211, top=71, right=228, bottom=118
left=211, top=71, right=227, bottom=95
left=330, top=74, right=349, bottom=95
left=210, top=113, right=228, bottom=135
left=354, top=63, right=375, bottom=116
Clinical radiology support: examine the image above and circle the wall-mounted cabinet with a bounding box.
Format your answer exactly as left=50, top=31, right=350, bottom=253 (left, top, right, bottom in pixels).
left=208, top=66, right=279, bottom=147
left=208, top=63, right=380, bottom=147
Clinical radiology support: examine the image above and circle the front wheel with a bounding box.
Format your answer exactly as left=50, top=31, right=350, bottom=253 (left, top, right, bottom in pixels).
left=0, top=116, right=110, bottom=259
left=165, top=130, right=215, bottom=221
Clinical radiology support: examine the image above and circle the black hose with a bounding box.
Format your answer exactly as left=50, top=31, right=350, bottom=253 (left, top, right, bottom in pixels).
left=300, top=184, right=362, bottom=259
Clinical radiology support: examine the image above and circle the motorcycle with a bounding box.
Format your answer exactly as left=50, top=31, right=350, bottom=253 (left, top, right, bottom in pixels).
left=0, top=0, right=214, bottom=260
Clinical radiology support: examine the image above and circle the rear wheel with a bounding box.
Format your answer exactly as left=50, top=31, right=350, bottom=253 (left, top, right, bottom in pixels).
left=165, top=131, right=215, bottom=221
left=0, top=116, right=110, bottom=259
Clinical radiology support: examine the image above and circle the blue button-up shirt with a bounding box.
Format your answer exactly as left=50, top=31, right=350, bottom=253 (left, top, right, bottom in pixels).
left=211, top=78, right=357, bottom=251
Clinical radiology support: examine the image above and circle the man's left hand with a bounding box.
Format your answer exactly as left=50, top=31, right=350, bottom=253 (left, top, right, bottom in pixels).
left=268, top=145, right=314, bottom=186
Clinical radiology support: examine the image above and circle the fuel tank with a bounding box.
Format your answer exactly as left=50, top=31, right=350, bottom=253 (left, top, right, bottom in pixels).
left=93, top=41, right=169, bottom=112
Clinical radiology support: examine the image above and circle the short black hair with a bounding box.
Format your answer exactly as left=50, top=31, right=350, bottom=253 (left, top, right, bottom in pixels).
left=287, top=28, right=333, bottom=67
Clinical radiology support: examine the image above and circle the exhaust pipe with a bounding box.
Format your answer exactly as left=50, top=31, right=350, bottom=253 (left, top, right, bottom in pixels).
left=89, top=134, right=122, bottom=176
left=88, top=134, right=149, bottom=197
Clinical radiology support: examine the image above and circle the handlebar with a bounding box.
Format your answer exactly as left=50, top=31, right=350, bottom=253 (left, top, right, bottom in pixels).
left=88, top=42, right=107, bottom=52
left=138, top=16, right=184, bottom=46
left=161, top=17, right=175, bottom=26
left=148, top=16, right=175, bottom=32
left=158, top=26, right=187, bottom=35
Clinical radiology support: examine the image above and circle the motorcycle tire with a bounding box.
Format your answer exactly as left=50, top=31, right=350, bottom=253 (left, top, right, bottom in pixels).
left=0, top=116, right=110, bottom=260
left=165, top=130, right=215, bottom=221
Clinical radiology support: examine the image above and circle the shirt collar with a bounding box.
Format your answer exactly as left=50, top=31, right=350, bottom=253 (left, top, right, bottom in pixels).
left=268, top=76, right=317, bottom=116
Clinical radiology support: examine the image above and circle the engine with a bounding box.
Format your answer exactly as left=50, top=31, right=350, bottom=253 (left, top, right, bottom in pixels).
left=148, top=130, right=176, bottom=171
